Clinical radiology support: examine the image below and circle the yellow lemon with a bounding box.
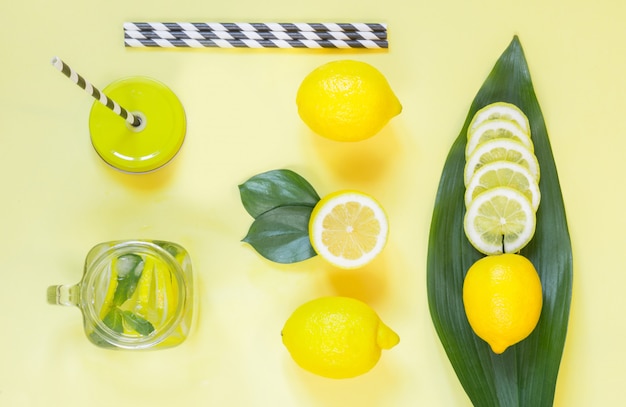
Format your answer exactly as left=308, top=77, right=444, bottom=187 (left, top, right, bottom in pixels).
left=296, top=60, right=402, bottom=142
left=309, top=190, right=389, bottom=269
left=463, top=254, right=543, bottom=354
left=281, top=296, right=399, bottom=379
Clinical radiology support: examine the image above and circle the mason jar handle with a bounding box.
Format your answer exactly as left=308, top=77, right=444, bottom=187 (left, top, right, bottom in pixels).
left=47, top=284, right=80, bottom=306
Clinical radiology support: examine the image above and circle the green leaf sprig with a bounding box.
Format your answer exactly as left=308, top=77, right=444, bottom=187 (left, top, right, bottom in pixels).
left=239, top=169, right=321, bottom=263
left=427, top=36, right=573, bottom=406
left=102, top=253, right=155, bottom=336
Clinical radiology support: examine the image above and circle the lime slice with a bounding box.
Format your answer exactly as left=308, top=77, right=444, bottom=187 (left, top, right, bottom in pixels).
left=464, top=138, right=540, bottom=186
left=466, top=119, right=533, bottom=158
left=309, top=190, right=389, bottom=269
left=464, top=186, right=536, bottom=255
left=465, top=161, right=541, bottom=211
left=468, top=102, right=530, bottom=135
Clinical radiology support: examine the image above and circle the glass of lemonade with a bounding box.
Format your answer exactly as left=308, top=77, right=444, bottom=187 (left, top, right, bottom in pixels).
left=88, top=77, right=186, bottom=173
left=48, top=240, right=194, bottom=350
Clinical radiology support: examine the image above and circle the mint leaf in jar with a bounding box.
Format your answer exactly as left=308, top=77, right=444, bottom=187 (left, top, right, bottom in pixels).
left=102, top=308, right=124, bottom=334
left=121, top=311, right=155, bottom=336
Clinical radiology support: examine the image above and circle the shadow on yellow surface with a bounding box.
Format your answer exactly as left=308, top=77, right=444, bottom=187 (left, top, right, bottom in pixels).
left=304, top=124, right=403, bottom=184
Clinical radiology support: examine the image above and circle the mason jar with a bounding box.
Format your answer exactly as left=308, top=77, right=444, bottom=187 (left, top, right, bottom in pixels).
left=47, top=240, right=194, bottom=350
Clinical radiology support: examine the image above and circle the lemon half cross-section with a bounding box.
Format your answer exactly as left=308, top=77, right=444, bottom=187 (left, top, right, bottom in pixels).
left=309, top=190, right=389, bottom=269
left=464, top=186, right=536, bottom=255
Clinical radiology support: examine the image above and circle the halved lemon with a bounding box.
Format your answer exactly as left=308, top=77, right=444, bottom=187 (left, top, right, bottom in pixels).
left=466, top=119, right=533, bottom=158
left=309, top=190, right=389, bottom=269
left=468, top=102, right=530, bottom=134
left=465, top=161, right=541, bottom=211
left=464, top=186, right=536, bottom=255
left=464, top=138, right=540, bottom=186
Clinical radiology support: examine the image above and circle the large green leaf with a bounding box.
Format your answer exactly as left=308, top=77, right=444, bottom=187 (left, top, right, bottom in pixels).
left=239, top=169, right=321, bottom=263
left=242, top=205, right=316, bottom=263
left=427, top=36, right=573, bottom=406
left=238, top=169, right=320, bottom=218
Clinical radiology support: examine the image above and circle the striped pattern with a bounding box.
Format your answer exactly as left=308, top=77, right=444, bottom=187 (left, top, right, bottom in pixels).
left=124, top=22, right=387, bottom=33
left=125, top=29, right=387, bottom=41
left=51, top=57, right=140, bottom=127
left=123, top=22, right=388, bottom=49
left=125, top=38, right=387, bottom=49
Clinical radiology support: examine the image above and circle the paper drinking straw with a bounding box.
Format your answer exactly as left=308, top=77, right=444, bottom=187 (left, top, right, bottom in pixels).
left=124, top=38, right=388, bottom=49
left=125, top=29, right=387, bottom=41
left=51, top=57, right=141, bottom=127
left=124, top=22, right=387, bottom=33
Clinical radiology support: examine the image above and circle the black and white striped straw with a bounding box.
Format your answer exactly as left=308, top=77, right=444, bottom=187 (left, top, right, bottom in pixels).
left=124, top=22, right=387, bottom=33
left=125, top=29, right=387, bottom=41
left=124, top=38, right=388, bottom=49
left=51, top=57, right=141, bottom=127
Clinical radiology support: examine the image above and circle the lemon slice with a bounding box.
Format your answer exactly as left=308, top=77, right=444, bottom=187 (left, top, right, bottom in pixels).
left=99, top=259, right=119, bottom=319
left=464, top=138, right=540, bottom=186
left=466, top=119, right=533, bottom=158
left=464, top=186, right=536, bottom=255
left=468, top=102, right=530, bottom=134
left=465, top=161, right=541, bottom=211
left=309, top=190, right=389, bottom=269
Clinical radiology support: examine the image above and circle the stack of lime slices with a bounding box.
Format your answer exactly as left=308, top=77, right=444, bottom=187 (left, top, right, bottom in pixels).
left=463, top=102, right=541, bottom=255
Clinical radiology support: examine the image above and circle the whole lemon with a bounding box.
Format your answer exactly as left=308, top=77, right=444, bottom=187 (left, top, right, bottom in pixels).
left=296, top=60, right=402, bottom=142
left=281, top=296, right=399, bottom=379
left=463, top=254, right=543, bottom=354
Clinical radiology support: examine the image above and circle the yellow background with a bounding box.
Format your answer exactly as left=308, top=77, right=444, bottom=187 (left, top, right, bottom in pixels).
left=1, top=0, right=624, bottom=405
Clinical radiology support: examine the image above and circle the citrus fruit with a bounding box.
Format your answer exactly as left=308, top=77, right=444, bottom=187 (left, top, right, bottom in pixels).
left=281, top=296, right=400, bottom=379
left=463, top=254, right=543, bottom=354
left=464, top=138, right=540, bottom=186
left=464, top=161, right=541, bottom=211
left=468, top=102, right=530, bottom=135
left=464, top=186, right=536, bottom=255
left=296, top=60, right=402, bottom=142
left=309, top=190, right=389, bottom=269
left=466, top=118, right=533, bottom=158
